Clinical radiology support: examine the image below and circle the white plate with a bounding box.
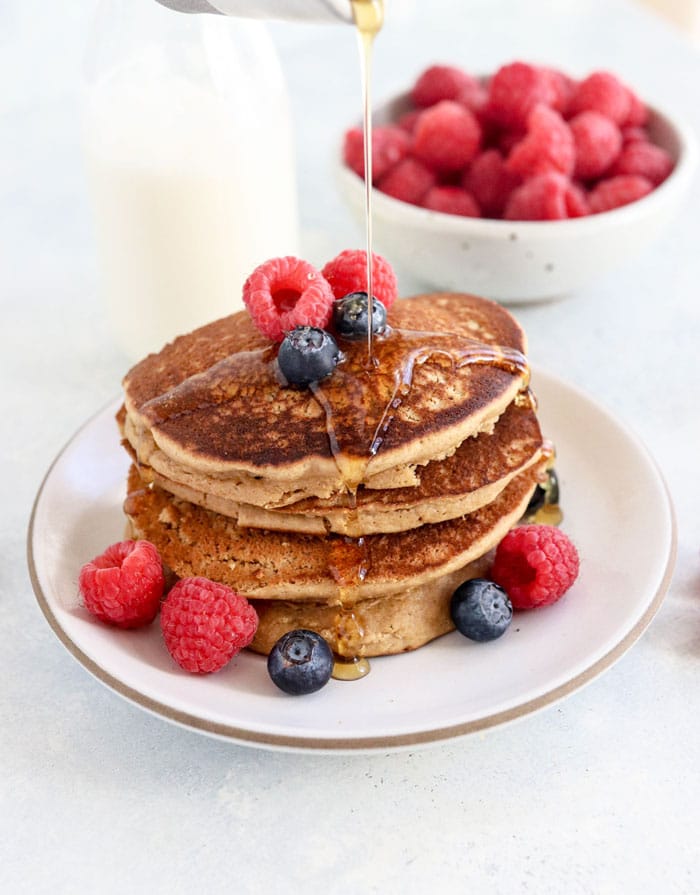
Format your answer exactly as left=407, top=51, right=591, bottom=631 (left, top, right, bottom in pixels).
left=28, top=369, right=675, bottom=753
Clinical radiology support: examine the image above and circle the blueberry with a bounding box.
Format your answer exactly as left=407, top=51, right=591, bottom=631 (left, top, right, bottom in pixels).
left=332, top=292, right=387, bottom=341
left=267, top=629, right=334, bottom=695
left=450, top=578, right=513, bottom=642
left=277, top=326, right=340, bottom=387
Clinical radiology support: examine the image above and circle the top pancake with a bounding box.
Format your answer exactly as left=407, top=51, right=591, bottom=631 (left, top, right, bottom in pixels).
left=122, top=292, right=529, bottom=499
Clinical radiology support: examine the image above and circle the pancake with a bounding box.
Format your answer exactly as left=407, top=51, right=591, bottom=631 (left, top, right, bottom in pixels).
left=124, top=460, right=542, bottom=605
left=248, top=555, right=493, bottom=657
left=134, top=399, right=544, bottom=535
left=122, top=293, right=531, bottom=505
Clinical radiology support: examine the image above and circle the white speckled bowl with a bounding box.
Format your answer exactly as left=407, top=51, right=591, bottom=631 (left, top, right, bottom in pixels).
left=336, top=92, right=697, bottom=303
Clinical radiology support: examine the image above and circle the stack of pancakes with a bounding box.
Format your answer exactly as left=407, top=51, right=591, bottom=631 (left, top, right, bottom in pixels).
left=120, top=292, right=546, bottom=658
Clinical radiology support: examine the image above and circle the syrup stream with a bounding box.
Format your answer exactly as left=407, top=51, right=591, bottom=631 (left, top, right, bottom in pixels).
left=351, top=0, right=384, bottom=365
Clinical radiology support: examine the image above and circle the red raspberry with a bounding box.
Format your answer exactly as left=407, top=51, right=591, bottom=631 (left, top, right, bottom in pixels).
left=564, top=181, right=590, bottom=218
left=397, top=109, right=421, bottom=134
left=412, top=100, right=482, bottom=173
left=506, top=105, right=575, bottom=178
left=624, top=89, right=649, bottom=127
left=160, top=577, right=258, bottom=674
left=486, top=61, right=559, bottom=130
left=621, top=125, right=649, bottom=145
left=609, top=141, right=674, bottom=186
left=411, top=64, right=476, bottom=107
left=462, top=149, right=521, bottom=218
left=377, top=157, right=437, bottom=205
left=569, top=71, right=631, bottom=125
left=78, top=540, right=164, bottom=629
left=343, top=125, right=410, bottom=182
left=569, top=111, right=622, bottom=180
left=456, top=79, right=488, bottom=115
left=242, top=256, right=334, bottom=342
left=503, top=173, right=570, bottom=221
left=544, top=67, right=577, bottom=116
left=588, top=175, right=653, bottom=213
left=421, top=186, right=481, bottom=217
left=321, top=249, right=398, bottom=309
left=490, top=524, right=580, bottom=610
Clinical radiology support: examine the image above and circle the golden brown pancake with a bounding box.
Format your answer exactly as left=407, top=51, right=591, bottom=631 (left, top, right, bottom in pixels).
left=121, top=293, right=530, bottom=505
left=124, top=461, right=541, bottom=605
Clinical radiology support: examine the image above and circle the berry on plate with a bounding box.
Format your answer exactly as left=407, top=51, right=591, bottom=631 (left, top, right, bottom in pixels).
left=421, top=185, right=481, bottom=217
left=277, top=325, right=341, bottom=387
left=412, top=100, right=482, bottom=173
left=78, top=539, right=164, bottom=629
left=490, top=524, right=580, bottom=610
left=450, top=578, right=513, bottom=642
left=160, top=577, right=258, bottom=673
left=321, top=248, right=398, bottom=309
left=243, top=256, right=335, bottom=342
left=588, top=174, right=653, bottom=213
left=343, top=125, right=410, bottom=182
left=411, top=64, right=478, bottom=108
left=332, top=292, right=387, bottom=341
left=267, top=629, right=334, bottom=695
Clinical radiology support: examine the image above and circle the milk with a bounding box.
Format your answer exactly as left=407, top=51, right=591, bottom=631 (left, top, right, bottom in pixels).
left=83, top=17, right=299, bottom=359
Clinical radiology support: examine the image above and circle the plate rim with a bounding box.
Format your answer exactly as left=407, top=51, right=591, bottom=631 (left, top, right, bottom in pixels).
left=26, top=373, right=678, bottom=753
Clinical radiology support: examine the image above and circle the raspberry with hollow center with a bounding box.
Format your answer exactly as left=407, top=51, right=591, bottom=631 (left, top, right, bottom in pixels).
left=490, top=524, right=580, bottom=610
left=321, top=249, right=398, bottom=309
left=160, top=577, right=258, bottom=674
left=343, top=125, right=410, bottom=182
left=412, top=100, right=482, bottom=173
left=242, top=256, right=334, bottom=342
left=78, top=539, right=164, bottom=629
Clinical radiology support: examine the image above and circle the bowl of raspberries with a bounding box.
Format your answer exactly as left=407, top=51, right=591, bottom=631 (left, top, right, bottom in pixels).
left=338, top=61, right=697, bottom=302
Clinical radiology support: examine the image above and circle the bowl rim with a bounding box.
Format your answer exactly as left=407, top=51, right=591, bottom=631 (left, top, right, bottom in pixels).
left=337, top=93, right=698, bottom=235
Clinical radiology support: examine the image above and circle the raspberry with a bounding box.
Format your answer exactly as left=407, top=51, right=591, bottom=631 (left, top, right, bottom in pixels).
left=543, top=67, right=576, bottom=116
left=343, top=125, right=410, bottom=182
left=609, top=141, right=673, bottom=186
left=564, top=181, right=590, bottom=218
left=397, top=109, right=421, bottom=134
left=242, top=256, right=334, bottom=342
left=569, top=71, right=631, bottom=125
left=412, top=100, right=482, bottom=173
left=490, top=524, right=580, bottom=610
left=160, top=577, right=258, bottom=674
left=411, top=64, right=476, bottom=108
left=78, top=540, right=164, bottom=629
left=462, top=149, right=521, bottom=218
left=456, top=79, right=488, bottom=115
left=377, top=157, right=437, bottom=205
left=321, top=249, right=398, bottom=309
left=588, top=175, right=653, bottom=213
left=569, top=111, right=622, bottom=180
left=621, top=125, right=649, bottom=145
left=506, top=104, right=575, bottom=179
left=503, top=173, right=570, bottom=221
left=421, top=185, right=481, bottom=217
left=486, top=62, right=559, bottom=130
left=624, top=89, right=649, bottom=127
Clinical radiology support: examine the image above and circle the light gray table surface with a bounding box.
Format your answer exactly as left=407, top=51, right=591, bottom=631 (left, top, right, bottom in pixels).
left=2, top=1, right=699, bottom=892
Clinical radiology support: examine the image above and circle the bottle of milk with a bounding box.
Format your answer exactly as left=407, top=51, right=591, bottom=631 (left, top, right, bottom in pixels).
left=83, top=0, right=299, bottom=359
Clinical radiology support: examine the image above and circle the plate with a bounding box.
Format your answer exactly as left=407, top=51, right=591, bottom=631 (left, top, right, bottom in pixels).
left=28, top=369, right=675, bottom=753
